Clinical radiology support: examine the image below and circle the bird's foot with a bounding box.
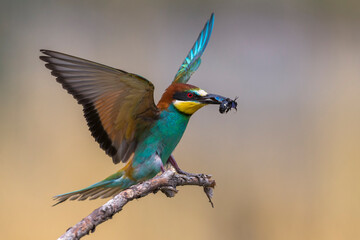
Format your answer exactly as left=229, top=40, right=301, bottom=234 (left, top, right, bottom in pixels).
left=167, top=155, right=204, bottom=178
left=175, top=168, right=199, bottom=177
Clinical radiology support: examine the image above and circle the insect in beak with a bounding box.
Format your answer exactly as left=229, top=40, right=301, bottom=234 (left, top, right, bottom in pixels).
left=200, top=94, right=238, bottom=114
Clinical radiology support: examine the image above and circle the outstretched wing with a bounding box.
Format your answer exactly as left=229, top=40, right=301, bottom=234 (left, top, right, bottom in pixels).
left=173, top=13, right=214, bottom=84
left=40, top=50, right=159, bottom=164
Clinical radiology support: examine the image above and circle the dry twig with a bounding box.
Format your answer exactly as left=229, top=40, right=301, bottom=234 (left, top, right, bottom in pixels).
left=57, top=170, right=216, bottom=240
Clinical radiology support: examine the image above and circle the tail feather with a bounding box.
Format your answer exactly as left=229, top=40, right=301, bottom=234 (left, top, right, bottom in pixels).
left=88, top=187, right=113, bottom=200
left=85, top=188, right=107, bottom=200
left=53, top=169, right=136, bottom=206
left=99, top=188, right=120, bottom=199
left=53, top=183, right=111, bottom=206
left=79, top=187, right=108, bottom=200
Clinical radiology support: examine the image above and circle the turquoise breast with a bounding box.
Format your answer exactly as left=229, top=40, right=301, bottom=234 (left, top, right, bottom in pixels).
left=131, top=104, right=190, bottom=179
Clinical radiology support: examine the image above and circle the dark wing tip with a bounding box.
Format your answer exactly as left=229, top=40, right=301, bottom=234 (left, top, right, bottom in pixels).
left=40, top=49, right=59, bottom=55
left=39, top=55, right=47, bottom=62
left=40, top=49, right=55, bottom=57
left=40, top=49, right=120, bottom=163
left=112, top=156, right=120, bottom=164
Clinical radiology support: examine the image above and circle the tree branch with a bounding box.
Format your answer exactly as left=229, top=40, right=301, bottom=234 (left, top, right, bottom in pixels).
left=57, top=170, right=216, bottom=240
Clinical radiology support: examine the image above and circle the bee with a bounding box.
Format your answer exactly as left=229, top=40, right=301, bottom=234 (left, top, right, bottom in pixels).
left=219, top=97, right=238, bottom=114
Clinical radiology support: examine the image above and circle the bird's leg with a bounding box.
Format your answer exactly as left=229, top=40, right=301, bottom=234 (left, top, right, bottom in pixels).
left=167, top=155, right=197, bottom=177
left=160, top=164, right=166, bottom=173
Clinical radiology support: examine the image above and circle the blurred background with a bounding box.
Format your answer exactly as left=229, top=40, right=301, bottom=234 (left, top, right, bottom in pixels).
left=1, top=0, right=360, bottom=239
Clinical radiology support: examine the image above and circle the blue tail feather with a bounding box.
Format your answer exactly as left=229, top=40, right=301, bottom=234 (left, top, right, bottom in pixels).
left=52, top=171, right=136, bottom=206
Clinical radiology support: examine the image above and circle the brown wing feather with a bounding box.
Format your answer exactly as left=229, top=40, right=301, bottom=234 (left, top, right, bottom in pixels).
left=40, top=50, right=159, bottom=164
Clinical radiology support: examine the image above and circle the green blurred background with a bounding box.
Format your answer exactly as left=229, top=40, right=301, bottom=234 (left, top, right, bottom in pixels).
left=1, top=0, right=360, bottom=239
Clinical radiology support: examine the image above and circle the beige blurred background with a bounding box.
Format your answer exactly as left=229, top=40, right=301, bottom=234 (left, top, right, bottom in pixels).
left=1, top=0, right=360, bottom=239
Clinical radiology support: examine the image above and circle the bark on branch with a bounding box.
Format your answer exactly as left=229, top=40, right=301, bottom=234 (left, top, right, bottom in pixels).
left=57, top=170, right=216, bottom=240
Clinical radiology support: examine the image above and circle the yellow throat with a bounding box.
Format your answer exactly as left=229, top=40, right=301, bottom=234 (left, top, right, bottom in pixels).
left=173, top=100, right=206, bottom=115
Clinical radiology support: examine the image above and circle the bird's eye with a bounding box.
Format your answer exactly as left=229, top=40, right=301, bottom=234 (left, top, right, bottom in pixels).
left=187, top=93, right=194, bottom=98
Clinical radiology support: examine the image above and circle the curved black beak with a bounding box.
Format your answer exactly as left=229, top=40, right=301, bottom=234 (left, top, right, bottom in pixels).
left=200, top=93, right=238, bottom=113
left=200, top=94, right=229, bottom=104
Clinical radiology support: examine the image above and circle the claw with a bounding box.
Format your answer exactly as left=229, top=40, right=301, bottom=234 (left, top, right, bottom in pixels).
left=167, top=155, right=197, bottom=176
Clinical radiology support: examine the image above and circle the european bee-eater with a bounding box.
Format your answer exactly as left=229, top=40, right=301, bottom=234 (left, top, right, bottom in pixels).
left=40, top=13, right=237, bottom=205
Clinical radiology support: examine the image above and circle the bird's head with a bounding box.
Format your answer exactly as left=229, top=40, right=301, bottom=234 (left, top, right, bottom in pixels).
left=158, top=83, right=234, bottom=115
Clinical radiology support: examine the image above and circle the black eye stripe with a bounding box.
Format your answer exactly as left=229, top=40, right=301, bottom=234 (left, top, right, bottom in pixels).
left=173, top=91, right=201, bottom=101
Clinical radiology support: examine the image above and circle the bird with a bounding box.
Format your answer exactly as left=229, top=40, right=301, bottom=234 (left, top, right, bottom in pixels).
left=40, top=13, right=236, bottom=205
